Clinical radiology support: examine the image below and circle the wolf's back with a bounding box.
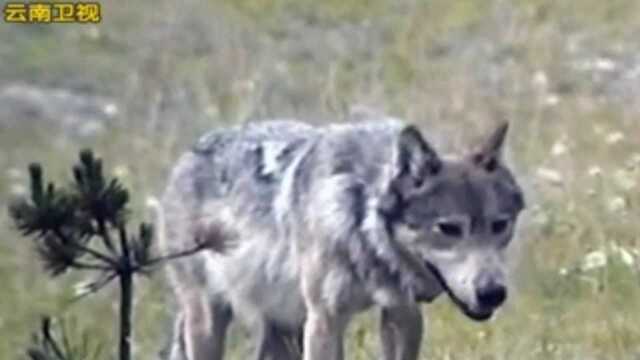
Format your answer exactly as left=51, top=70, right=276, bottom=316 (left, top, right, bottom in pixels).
left=192, top=120, right=318, bottom=196
left=160, top=121, right=319, bottom=254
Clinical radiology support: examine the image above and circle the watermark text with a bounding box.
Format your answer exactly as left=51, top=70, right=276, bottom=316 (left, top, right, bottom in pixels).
left=4, top=2, right=101, bottom=23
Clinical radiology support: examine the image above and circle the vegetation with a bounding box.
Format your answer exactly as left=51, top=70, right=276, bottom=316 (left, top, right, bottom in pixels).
left=0, top=0, right=639, bottom=359
left=8, top=150, right=211, bottom=359
left=26, top=317, right=103, bottom=360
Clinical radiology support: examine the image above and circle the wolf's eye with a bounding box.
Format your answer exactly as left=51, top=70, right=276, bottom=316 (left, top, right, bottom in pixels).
left=435, top=221, right=463, bottom=238
left=491, top=219, right=510, bottom=235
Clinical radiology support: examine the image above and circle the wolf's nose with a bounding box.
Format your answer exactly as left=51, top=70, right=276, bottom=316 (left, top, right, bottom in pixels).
left=476, top=283, right=507, bottom=308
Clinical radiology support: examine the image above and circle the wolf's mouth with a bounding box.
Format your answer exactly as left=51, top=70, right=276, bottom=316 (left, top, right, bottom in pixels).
left=422, top=261, right=495, bottom=322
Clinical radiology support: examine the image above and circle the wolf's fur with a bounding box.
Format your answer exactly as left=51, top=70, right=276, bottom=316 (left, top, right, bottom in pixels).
left=160, top=116, right=525, bottom=360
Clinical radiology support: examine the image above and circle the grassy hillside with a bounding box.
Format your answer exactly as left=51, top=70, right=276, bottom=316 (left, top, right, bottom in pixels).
left=1, top=0, right=639, bottom=358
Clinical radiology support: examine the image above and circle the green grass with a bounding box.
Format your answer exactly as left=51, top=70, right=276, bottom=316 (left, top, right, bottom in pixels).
left=1, top=0, right=640, bottom=358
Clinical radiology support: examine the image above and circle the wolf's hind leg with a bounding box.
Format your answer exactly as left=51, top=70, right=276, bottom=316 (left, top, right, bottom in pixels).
left=379, top=305, right=423, bottom=360
left=164, top=310, right=186, bottom=360
left=179, top=291, right=233, bottom=360
left=302, top=310, right=347, bottom=360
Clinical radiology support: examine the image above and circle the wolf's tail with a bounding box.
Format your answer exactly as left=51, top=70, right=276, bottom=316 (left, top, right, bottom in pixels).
left=148, top=193, right=233, bottom=256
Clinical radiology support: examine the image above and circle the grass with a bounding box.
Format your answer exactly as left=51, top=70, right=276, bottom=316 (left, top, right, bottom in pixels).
left=1, top=0, right=640, bottom=358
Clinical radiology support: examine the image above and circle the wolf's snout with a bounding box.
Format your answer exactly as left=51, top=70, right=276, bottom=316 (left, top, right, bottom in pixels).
left=475, top=279, right=507, bottom=309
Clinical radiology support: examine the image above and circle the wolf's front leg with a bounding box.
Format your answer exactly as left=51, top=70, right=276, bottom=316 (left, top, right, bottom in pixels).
left=300, top=264, right=348, bottom=360
left=302, top=310, right=346, bottom=360
left=379, top=305, right=423, bottom=360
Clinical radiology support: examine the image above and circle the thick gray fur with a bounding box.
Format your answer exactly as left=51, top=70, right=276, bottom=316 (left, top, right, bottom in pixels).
left=159, top=115, right=525, bottom=360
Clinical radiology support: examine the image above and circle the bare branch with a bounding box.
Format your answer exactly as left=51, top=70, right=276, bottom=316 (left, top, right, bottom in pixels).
left=41, top=318, right=66, bottom=360
left=70, top=272, right=118, bottom=304
left=70, top=261, right=112, bottom=271
left=118, top=225, right=130, bottom=266
left=135, top=243, right=208, bottom=271
left=97, top=219, right=118, bottom=256
left=52, top=228, right=118, bottom=268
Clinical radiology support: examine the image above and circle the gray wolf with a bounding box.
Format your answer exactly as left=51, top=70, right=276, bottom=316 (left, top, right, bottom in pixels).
left=159, top=115, right=525, bottom=360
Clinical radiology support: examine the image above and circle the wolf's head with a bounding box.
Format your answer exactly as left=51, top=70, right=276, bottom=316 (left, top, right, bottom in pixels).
left=381, top=123, right=525, bottom=321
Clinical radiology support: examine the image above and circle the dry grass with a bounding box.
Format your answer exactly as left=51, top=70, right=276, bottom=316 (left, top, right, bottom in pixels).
left=1, top=0, right=640, bottom=358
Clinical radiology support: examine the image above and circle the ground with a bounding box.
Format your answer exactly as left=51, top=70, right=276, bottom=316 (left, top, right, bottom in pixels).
left=1, top=0, right=640, bottom=359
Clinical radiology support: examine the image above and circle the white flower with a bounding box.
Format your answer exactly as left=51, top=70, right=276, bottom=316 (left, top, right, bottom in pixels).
left=575, top=57, right=617, bottom=72
left=113, top=165, right=129, bottom=178
left=618, top=248, right=635, bottom=267
left=146, top=196, right=160, bottom=209
left=551, top=141, right=567, bottom=156
left=536, top=167, right=563, bottom=185
left=544, top=94, right=560, bottom=106
left=9, top=183, right=27, bottom=197
left=607, top=196, right=626, bottom=213
left=103, top=103, right=118, bottom=117
left=605, top=132, right=624, bottom=145
left=609, top=243, right=635, bottom=267
left=594, top=57, right=617, bottom=72
left=559, top=267, right=569, bottom=276
left=587, top=166, right=602, bottom=177
left=581, top=250, right=608, bottom=271
left=620, top=249, right=635, bottom=266
left=532, top=70, right=548, bottom=89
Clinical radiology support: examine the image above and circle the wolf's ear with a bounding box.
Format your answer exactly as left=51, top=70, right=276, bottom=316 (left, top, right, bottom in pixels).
left=469, top=122, right=509, bottom=172
left=395, top=125, right=441, bottom=183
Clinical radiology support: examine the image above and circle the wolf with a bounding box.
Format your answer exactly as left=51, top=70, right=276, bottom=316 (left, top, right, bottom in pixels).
left=159, top=115, right=526, bottom=360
